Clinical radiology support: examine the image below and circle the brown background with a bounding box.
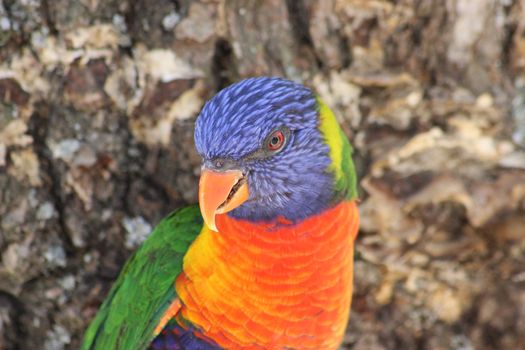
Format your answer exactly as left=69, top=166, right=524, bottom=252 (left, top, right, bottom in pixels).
left=0, top=0, right=524, bottom=349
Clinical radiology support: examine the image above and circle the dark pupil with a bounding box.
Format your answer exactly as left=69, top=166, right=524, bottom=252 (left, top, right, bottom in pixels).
left=271, top=136, right=280, bottom=146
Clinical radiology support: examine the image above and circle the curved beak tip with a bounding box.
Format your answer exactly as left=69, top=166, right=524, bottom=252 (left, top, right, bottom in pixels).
left=207, top=221, right=218, bottom=232
left=198, top=168, right=249, bottom=232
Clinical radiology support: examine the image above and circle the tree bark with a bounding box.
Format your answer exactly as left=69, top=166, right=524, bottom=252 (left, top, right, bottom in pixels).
left=0, top=0, right=524, bottom=349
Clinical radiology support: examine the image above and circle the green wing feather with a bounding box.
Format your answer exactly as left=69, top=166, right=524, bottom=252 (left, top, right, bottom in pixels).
left=82, top=205, right=203, bottom=350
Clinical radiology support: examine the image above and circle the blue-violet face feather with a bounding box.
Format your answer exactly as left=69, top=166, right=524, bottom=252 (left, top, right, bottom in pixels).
left=194, top=77, right=334, bottom=223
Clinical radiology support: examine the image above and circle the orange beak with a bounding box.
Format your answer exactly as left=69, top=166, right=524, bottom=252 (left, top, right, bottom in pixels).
left=198, top=169, right=249, bottom=231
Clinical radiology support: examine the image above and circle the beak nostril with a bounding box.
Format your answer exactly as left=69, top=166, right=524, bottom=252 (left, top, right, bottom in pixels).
left=214, top=160, right=224, bottom=169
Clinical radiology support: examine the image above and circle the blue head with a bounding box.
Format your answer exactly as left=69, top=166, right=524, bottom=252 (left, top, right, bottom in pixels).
left=195, top=77, right=348, bottom=225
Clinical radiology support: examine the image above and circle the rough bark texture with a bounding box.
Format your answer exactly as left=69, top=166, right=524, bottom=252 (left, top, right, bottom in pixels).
left=0, top=1, right=524, bottom=349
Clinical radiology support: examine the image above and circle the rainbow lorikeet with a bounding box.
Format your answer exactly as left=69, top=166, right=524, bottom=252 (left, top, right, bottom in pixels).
left=82, top=77, right=359, bottom=350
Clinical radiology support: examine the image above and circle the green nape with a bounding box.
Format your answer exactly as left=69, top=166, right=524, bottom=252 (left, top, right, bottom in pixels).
left=316, top=97, right=358, bottom=201
left=82, top=205, right=203, bottom=350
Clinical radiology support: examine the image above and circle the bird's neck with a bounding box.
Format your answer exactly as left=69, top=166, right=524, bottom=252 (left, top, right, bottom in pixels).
left=175, top=200, right=360, bottom=349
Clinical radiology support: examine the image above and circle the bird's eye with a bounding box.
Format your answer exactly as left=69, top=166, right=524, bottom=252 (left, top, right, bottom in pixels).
left=266, top=130, right=286, bottom=151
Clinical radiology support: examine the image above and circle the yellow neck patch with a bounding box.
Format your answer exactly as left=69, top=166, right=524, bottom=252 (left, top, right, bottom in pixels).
left=317, top=98, right=344, bottom=181
left=317, top=96, right=360, bottom=201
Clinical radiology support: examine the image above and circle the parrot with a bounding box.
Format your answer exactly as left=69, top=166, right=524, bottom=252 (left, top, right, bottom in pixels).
left=81, top=76, right=360, bottom=350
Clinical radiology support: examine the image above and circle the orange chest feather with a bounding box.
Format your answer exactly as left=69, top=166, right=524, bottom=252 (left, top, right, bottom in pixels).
left=175, top=201, right=360, bottom=350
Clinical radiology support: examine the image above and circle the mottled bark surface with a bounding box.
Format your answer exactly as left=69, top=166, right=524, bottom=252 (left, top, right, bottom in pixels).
left=0, top=0, right=524, bottom=349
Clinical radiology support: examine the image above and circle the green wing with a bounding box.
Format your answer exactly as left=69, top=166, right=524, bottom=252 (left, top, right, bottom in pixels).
left=82, top=205, right=203, bottom=350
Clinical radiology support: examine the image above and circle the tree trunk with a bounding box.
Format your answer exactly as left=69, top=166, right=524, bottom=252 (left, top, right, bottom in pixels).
left=0, top=0, right=524, bottom=349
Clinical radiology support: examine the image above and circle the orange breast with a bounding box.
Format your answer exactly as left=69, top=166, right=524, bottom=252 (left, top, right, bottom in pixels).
left=175, top=201, right=359, bottom=350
